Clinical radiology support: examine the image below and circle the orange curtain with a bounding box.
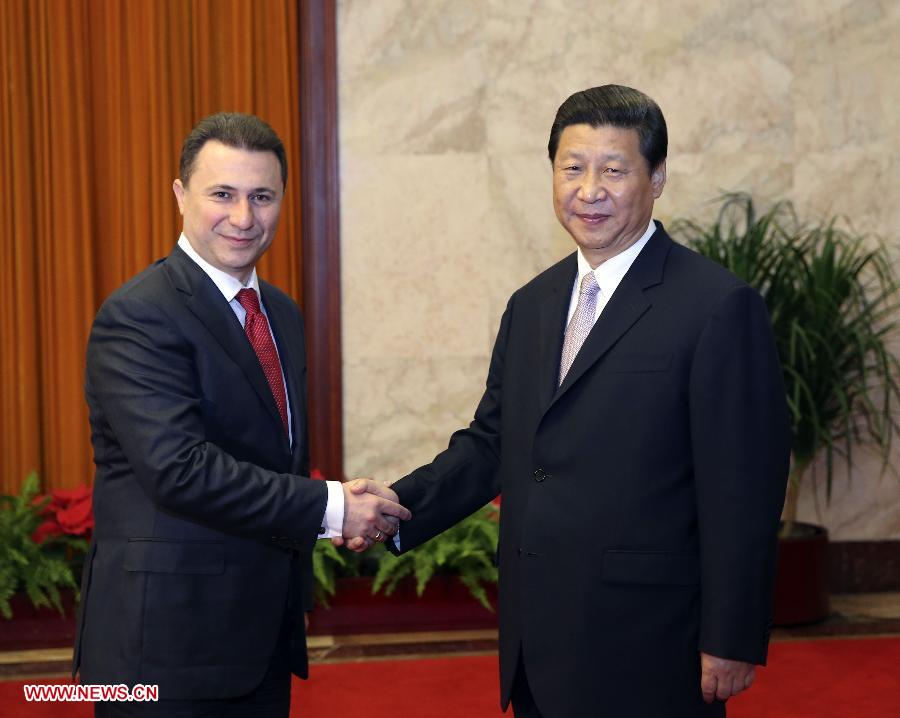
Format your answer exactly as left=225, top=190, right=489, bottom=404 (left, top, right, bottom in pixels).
left=0, top=0, right=303, bottom=494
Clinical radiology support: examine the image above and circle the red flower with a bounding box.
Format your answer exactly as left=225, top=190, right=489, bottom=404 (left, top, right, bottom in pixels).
left=32, top=519, right=63, bottom=544
left=32, top=485, right=93, bottom=544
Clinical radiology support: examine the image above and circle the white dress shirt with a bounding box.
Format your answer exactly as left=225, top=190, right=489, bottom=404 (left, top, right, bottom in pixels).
left=565, top=219, right=657, bottom=325
left=177, top=234, right=344, bottom=538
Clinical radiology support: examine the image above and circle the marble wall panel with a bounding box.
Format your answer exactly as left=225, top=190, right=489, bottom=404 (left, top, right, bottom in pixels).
left=795, top=447, right=900, bottom=539
left=792, top=2, right=899, bottom=155
left=646, top=47, right=794, bottom=158
left=485, top=155, right=572, bottom=287
left=343, top=356, right=490, bottom=481
left=338, top=0, right=900, bottom=539
left=483, top=0, right=647, bottom=154
left=792, top=145, right=900, bottom=236
left=656, top=152, right=795, bottom=226
left=338, top=0, right=487, bottom=156
left=341, top=154, right=496, bottom=360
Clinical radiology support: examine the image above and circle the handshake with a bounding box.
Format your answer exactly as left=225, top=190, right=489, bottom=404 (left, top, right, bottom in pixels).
left=335, top=478, right=410, bottom=553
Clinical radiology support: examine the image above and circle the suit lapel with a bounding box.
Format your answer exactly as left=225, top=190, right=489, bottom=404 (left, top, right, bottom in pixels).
left=164, top=247, right=289, bottom=443
left=537, top=255, right=578, bottom=413
left=549, top=225, right=672, bottom=410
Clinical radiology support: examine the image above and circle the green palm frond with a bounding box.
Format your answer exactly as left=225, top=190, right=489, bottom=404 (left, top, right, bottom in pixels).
left=311, top=538, right=347, bottom=605
left=372, top=503, right=499, bottom=610
left=313, top=503, right=499, bottom=610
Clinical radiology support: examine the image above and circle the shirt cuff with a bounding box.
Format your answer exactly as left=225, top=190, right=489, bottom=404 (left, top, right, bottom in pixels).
left=319, top=480, right=345, bottom=539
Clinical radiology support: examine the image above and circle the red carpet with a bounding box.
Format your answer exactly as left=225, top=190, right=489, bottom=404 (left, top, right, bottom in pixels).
left=729, top=636, right=900, bottom=718
left=2, top=636, right=898, bottom=716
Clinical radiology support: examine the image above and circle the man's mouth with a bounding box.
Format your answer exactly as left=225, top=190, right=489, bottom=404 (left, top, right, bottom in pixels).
left=576, top=213, right=610, bottom=225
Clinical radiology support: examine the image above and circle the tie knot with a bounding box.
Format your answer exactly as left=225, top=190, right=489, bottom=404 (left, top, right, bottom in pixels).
left=236, top=288, right=261, bottom=315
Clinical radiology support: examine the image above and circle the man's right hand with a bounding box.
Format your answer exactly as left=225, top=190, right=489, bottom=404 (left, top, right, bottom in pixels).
left=339, top=479, right=410, bottom=550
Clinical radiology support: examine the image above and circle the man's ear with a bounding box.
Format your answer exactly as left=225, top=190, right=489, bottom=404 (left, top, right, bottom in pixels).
left=172, top=179, right=186, bottom=215
left=651, top=160, right=666, bottom=199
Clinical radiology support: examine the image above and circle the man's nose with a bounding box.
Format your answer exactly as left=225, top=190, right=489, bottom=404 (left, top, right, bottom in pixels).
left=229, top=198, right=253, bottom=229
left=578, top=172, right=607, bottom=203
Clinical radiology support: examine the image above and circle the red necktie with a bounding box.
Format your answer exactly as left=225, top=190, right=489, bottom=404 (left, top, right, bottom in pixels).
left=236, top=288, right=289, bottom=435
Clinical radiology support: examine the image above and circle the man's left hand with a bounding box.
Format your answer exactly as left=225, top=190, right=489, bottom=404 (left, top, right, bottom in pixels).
left=700, top=652, right=756, bottom=703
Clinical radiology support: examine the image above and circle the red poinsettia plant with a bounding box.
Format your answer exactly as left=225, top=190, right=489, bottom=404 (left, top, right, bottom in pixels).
left=32, top=485, right=94, bottom=545
left=1, top=474, right=92, bottom=618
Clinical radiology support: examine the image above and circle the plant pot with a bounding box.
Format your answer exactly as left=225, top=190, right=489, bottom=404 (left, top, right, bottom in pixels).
left=772, top=522, right=829, bottom=626
left=0, top=589, right=78, bottom=651
left=307, top=575, right=498, bottom=635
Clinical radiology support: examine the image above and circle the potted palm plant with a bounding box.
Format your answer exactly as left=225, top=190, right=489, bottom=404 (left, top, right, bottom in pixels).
left=309, top=502, right=499, bottom=634
left=672, top=193, right=900, bottom=624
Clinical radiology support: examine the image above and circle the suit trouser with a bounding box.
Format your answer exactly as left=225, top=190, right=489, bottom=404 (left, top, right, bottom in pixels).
left=94, top=626, right=291, bottom=718
left=511, top=653, right=543, bottom=718
left=510, top=652, right=732, bottom=718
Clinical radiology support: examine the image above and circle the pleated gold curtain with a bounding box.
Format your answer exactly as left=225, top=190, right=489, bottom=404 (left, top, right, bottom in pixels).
left=0, top=0, right=303, bottom=494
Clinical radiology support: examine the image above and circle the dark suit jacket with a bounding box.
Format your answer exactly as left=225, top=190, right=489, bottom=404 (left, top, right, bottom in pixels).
left=390, top=223, right=791, bottom=717
left=73, top=245, right=328, bottom=700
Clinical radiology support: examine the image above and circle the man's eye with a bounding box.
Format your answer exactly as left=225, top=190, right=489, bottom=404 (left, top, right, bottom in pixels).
left=564, top=166, right=581, bottom=172
left=252, top=194, right=272, bottom=203
left=213, top=191, right=230, bottom=199
left=605, top=168, right=624, bottom=175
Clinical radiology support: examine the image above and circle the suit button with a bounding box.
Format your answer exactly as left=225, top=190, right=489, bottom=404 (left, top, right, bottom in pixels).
left=318, top=526, right=326, bottom=535
left=533, top=468, right=549, bottom=482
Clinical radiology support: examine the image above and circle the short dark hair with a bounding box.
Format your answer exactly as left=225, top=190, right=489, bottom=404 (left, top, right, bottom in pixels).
left=547, top=85, right=667, bottom=171
left=179, top=112, right=288, bottom=187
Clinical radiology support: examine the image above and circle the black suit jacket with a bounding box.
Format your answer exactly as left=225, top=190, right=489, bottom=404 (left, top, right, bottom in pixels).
left=390, top=224, right=791, bottom=716
left=73, top=245, right=328, bottom=699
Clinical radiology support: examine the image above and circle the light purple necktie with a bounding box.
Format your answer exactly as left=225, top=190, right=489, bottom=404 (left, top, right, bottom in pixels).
left=559, top=272, right=600, bottom=385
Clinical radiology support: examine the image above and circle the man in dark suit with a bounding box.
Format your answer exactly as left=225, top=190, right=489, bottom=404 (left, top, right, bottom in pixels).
left=74, top=112, right=409, bottom=717
left=347, top=85, right=791, bottom=716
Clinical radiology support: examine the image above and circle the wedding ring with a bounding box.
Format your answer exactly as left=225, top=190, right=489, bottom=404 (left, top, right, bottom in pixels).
left=374, top=530, right=383, bottom=541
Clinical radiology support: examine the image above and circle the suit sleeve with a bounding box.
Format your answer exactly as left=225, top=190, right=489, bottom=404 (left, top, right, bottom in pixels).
left=86, top=293, right=327, bottom=550
left=689, top=284, right=791, bottom=665
left=389, top=298, right=513, bottom=553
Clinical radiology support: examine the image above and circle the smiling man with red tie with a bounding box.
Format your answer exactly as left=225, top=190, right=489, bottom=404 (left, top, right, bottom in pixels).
left=74, top=113, right=410, bottom=717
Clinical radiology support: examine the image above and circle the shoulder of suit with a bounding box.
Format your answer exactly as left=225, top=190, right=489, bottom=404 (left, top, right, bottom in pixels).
left=666, top=240, right=753, bottom=296
left=663, top=242, right=773, bottom=326
left=98, top=256, right=171, bottom=309
left=88, top=258, right=188, bottom=342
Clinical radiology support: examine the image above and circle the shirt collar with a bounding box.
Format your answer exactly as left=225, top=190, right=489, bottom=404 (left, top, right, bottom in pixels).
left=575, top=219, right=656, bottom=296
left=177, top=233, right=260, bottom=303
